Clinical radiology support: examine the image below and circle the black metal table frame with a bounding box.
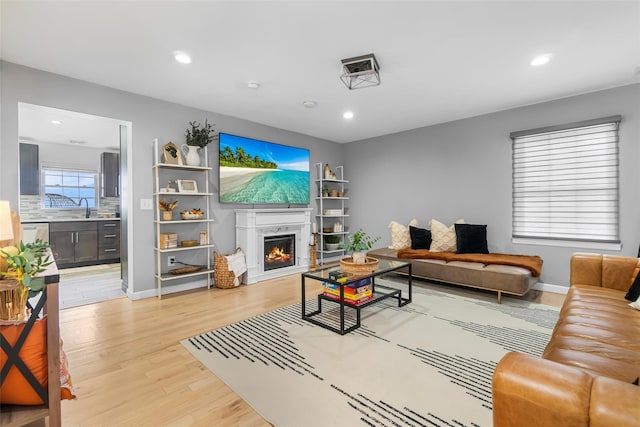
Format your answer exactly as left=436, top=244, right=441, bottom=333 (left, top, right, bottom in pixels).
left=301, top=262, right=412, bottom=335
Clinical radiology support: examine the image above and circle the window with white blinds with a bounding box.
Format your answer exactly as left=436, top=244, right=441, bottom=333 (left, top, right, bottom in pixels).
left=511, top=116, right=621, bottom=244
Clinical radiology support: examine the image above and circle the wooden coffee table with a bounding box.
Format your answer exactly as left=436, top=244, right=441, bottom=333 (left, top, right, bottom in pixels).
left=301, top=259, right=412, bottom=335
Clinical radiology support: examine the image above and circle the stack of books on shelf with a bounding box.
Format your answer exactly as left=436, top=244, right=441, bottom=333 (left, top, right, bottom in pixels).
left=159, top=233, right=178, bottom=249
left=322, top=274, right=373, bottom=306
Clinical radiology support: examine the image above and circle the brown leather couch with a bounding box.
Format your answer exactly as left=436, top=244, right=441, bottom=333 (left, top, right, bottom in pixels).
left=492, top=253, right=640, bottom=427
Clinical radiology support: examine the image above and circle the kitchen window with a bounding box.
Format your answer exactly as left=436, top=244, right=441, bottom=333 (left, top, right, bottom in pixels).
left=511, top=116, right=621, bottom=249
left=42, top=167, right=98, bottom=208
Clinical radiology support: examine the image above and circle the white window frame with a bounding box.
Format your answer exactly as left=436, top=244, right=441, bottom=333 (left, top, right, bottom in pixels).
left=511, top=116, right=622, bottom=251
left=41, top=166, right=99, bottom=209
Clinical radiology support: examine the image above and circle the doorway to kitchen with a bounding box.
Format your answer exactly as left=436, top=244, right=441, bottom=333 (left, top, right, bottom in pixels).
left=18, top=103, right=130, bottom=308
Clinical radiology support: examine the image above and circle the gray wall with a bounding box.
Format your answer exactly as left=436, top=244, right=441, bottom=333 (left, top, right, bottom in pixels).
left=345, top=83, right=640, bottom=287
left=0, top=61, right=342, bottom=297
left=3, top=60, right=638, bottom=293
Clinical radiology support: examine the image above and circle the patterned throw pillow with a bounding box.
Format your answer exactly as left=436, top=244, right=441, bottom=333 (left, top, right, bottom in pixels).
left=0, top=318, right=76, bottom=404
left=429, top=218, right=465, bottom=252
left=388, top=219, right=419, bottom=250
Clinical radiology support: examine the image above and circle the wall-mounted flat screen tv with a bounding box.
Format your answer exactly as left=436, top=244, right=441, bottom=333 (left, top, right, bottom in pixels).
left=219, top=133, right=310, bottom=204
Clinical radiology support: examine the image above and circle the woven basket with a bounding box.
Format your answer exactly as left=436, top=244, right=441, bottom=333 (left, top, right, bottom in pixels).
left=214, top=248, right=244, bottom=289
left=339, top=256, right=379, bottom=274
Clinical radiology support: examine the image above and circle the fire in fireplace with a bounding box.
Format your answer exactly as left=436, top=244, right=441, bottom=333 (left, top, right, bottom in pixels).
left=264, top=234, right=296, bottom=271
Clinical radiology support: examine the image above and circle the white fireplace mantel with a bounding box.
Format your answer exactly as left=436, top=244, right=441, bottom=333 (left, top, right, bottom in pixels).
left=235, top=208, right=312, bottom=284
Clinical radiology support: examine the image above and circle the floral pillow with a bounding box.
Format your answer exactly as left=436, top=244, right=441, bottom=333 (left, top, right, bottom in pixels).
left=388, top=219, right=419, bottom=250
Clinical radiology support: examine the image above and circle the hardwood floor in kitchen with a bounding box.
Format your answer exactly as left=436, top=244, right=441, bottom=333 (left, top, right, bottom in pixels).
left=58, top=273, right=563, bottom=426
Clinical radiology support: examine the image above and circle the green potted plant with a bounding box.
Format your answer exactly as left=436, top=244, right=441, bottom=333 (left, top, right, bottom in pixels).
left=324, top=235, right=341, bottom=251
left=182, top=119, right=216, bottom=166
left=185, top=120, right=215, bottom=148
left=339, top=229, right=381, bottom=264
left=0, top=239, right=53, bottom=321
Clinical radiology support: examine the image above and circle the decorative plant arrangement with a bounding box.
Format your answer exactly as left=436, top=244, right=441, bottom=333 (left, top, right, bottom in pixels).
left=324, top=235, right=341, bottom=251
left=339, top=229, right=381, bottom=270
left=0, top=239, right=53, bottom=321
left=185, top=120, right=216, bottom=148
left=159, top=199, right=178, bottom=211
left=339, top=229, right=381, bottom=253
left=159, top=199, right=178, bottom=221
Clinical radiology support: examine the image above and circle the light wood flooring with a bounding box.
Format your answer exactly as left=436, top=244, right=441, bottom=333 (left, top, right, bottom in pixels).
left=56, top=274, right=564, bottom=426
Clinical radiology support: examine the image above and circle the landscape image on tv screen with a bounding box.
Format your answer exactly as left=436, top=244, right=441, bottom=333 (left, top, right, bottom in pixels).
left=219, top=133, right=310, bottom=204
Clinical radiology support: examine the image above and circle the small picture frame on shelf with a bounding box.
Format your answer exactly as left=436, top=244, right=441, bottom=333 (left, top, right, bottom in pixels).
left=176, top=179, right=198, bottom=193
left=162, top=142, right=184, bottom=165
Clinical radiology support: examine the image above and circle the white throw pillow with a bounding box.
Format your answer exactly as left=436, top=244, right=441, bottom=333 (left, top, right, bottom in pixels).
left=429, top=218, right=465, bottom=252
left=388, top=219, right=419, bottom=250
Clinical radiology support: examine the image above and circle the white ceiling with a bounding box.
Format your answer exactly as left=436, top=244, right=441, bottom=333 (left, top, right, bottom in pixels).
left=2, top=1, right=639, bottom=144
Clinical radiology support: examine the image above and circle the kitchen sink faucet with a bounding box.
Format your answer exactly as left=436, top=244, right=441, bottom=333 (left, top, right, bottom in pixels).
left=78, top=197, right=90, bottom=218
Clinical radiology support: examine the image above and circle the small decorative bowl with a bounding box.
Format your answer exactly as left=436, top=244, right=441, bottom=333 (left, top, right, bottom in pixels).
left=181, top=213, right=204, bottom=220
left=180, top=240, right=198, bottom=247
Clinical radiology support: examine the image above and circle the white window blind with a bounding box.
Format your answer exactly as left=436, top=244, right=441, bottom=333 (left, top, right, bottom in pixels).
left=511, top=116, right=621, bottom=244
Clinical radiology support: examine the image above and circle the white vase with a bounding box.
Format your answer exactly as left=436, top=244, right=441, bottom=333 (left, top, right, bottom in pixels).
left=181, top=144, right=201, bottom=166
left=352, top=251, right=367, bottom=264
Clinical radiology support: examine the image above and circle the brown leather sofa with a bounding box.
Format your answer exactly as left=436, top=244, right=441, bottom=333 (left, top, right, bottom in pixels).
left=492, top=253, right=640, bottom=427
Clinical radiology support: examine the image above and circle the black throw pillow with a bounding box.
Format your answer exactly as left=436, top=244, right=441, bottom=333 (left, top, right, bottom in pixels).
left=625, top=271, right=640, bottom=301
left=409, top=226, right=432, bottom=250
left=455, top=224, right=489, bottom=254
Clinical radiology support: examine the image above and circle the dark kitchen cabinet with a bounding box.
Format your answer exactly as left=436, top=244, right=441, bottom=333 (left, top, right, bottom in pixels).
left=98, top=221, right=120, bottom=261
left=19, top=143, right=40, bottom=195
left=49, top=221, right=98, bottom=267
left=101, top=152, right=120, bottom=197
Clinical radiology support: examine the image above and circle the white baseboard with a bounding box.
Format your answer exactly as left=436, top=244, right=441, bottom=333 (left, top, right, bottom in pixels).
left=128, top=279, right=209, bottom=300
left=533, top=281, right=569, bottom=295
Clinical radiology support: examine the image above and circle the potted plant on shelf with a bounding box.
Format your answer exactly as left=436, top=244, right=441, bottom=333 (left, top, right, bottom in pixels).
left=182, top=119, right=216, bottom=166
left=324, top=235, right=341, bottom=251
left=159, top=199, right=177, bottom=221
left=0, top=240, right=52, bottom=322
left=339, top=229, right=381, bottom=271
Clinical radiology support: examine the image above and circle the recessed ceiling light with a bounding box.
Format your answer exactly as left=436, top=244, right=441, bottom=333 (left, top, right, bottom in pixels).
left=51, top=120, right=62, bottom=125
left=174, top=52, right=192, bottom=64
left=531, top=54, right=551, bottom=66
left=303, top=100, right=317, bottom=108
left=343, top=111, right=354, bottom=119
left=247, top=81, right=261, bottom=89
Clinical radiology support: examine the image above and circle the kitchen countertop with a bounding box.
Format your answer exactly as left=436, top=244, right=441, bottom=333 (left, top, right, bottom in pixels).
left=22, top=217, right=120, bottom=223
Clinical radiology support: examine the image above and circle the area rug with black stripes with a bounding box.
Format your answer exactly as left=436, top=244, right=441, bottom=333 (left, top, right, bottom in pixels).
left=181, top=280, right=559, bottom=427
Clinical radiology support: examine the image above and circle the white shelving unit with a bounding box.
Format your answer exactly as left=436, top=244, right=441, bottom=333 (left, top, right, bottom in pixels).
left=153, top=138, right=214, bottom=298
left=314, top=162, right=349, bottom=265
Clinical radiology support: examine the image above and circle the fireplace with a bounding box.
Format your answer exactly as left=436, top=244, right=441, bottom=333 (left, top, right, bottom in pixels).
left=236, top=208, right=312, bottom=284
left=264, top=234, right=295, bottom=271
